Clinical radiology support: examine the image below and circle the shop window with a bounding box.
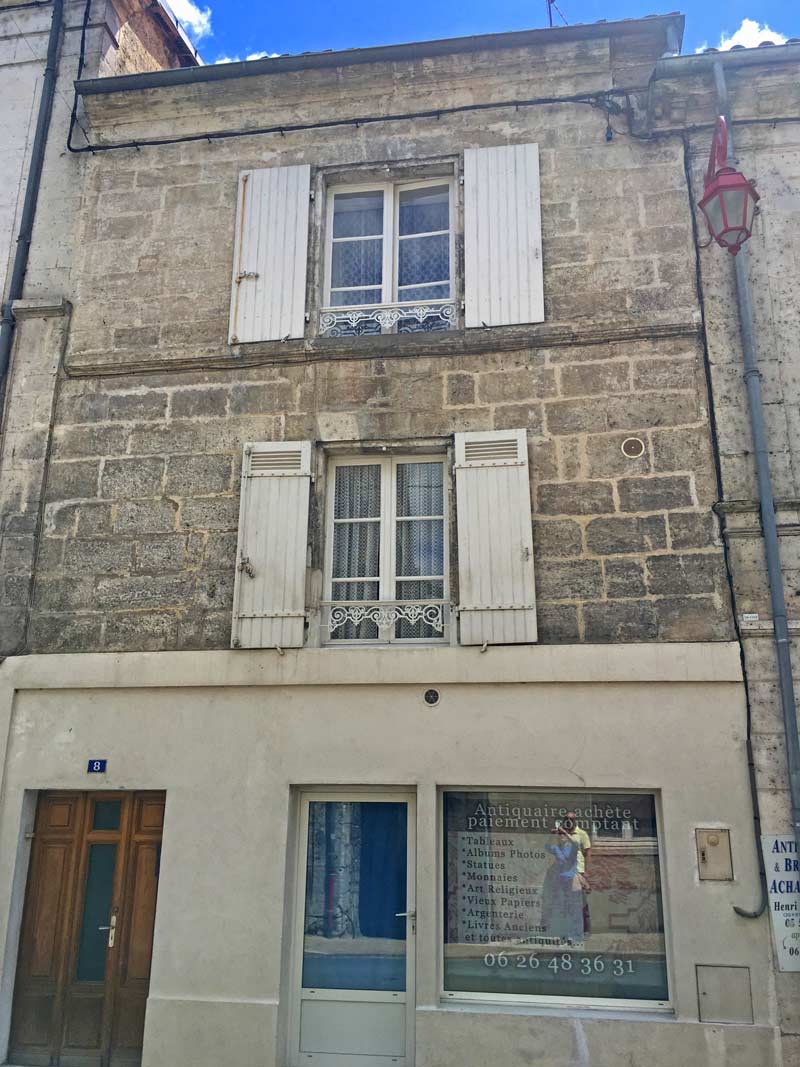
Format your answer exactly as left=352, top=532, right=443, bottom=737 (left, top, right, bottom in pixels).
left=442, top=790, right=669, bottom=1005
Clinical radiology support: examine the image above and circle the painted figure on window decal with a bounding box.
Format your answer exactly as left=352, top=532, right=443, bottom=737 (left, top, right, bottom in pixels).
left=541, top=821, right=584, bottom=945
left=564, top=809, right=592, bottom=936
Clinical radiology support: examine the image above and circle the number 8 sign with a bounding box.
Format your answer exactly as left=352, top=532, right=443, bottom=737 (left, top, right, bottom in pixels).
left=87, top=759, right=107, bottom=773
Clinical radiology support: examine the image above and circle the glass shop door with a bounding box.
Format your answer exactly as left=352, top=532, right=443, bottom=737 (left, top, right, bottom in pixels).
left=290, top=793, right=416, bottom=1067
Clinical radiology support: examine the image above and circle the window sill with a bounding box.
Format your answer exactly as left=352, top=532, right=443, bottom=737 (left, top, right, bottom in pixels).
left=227, top=320, right=700, bottom=363
left=425, top=999, right=674, bottom=1022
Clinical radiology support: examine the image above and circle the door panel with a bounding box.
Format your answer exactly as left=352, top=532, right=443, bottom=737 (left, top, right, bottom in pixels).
left=9, top=794, right=85, bottom=1064
left=299, top=1000, right=406, bottom=1056
left=28, top=844, right=69, bottom=977
left=124, top=844, right=159, bottom=980
left=111, top=795, right=164, bottom=1065
left=9, top=792, right=165, bottom=1067
left=293, top=794, right=415, bottom=1067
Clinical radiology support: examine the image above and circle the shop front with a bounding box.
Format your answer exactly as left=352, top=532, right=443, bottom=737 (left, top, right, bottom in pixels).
left=0, top=643, right=780, bottom=1067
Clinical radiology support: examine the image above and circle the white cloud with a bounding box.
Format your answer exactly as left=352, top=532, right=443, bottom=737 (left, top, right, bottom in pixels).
left=168, top=0, right=212, bottom=41
left=696, top=18, right=787, bottom=53
left=213, top=50, right=279, bottom=64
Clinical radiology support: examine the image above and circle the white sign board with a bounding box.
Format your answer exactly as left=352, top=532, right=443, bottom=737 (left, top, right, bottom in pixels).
left=761, top=835, right=800, bottom=971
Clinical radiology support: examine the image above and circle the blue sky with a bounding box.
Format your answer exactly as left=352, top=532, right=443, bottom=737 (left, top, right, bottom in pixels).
left=164, top=0, right=798, bottom=67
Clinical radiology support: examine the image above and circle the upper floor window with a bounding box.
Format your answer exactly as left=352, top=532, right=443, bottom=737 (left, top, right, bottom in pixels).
left=230, top=430, right=538, bottom=652
left=227, top=144, right=544, bottom=346
left=322, top=181, right=455, bottom=336
left=323, top=456, right=449, bottom=642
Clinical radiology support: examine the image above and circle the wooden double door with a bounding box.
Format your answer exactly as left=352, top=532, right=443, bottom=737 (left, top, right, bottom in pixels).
left=9, top=792, right=165, bottom=1067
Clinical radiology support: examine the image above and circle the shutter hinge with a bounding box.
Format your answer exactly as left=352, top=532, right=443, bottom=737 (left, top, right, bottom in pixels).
left=238, top=555, right=256, bottom=578
left=305, top=312, right=311, bottom=323
left=236, top=271, right=259, bottom=284
left=25, top=831, right=35, bottom=840
left=310, top=189, right=315, bottom=201
left=459, top=175, right=465, bottom=185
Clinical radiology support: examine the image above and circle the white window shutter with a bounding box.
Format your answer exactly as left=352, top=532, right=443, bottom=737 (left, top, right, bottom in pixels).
left=228, top=165, right=311, bottom=344
left=454, top=429, right=537, bottom=645
left=231, top=441, right=312, bottom=649
left=463, top=144, right=544, bottom=328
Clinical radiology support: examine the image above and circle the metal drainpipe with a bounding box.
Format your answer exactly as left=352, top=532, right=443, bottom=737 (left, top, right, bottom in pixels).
left=712, top=61, right=800, bottom=858
left=0, top=0, right=64, bottom=415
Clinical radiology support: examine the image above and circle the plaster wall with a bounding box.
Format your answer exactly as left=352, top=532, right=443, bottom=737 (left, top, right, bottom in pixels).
left=0, top=642, right=781, bottom=1067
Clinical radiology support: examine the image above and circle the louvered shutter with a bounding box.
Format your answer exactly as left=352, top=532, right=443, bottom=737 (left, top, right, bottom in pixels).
left=454, top=429, right=537, bottom=645
left=231, top=441, right=312, bottom=649
left=463, top=144, right=544, bottom=328
left=228, top=165, right=311, bottom=344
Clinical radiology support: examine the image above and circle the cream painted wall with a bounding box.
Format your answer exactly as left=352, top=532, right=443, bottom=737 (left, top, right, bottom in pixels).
left=0, top=644, right=782, bottom=1066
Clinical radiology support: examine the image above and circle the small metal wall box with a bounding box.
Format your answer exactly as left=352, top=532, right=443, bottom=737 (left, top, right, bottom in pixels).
left=696, top=828, right=733, bottom=880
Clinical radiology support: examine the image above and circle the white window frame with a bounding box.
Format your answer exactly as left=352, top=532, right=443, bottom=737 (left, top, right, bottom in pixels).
left=322, top=454, right=450, bottom=645
left=322, top=178, right=456, bottom=330
left=437, top=787, right=674, bottom=1014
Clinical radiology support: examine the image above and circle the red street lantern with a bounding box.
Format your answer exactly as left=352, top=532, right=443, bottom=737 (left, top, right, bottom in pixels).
left=698, top=116, right=759, bottom=256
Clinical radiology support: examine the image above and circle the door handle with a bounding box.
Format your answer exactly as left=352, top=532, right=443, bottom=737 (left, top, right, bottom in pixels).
left=396, top=910, right=416, bottom=933
left=99, top=914, right=117, bottom=948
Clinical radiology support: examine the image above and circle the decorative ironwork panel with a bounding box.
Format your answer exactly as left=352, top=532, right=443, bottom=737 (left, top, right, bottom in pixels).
left=319, top=301, right=456, bottom=337
left=323, top=600, right=448, bottom=640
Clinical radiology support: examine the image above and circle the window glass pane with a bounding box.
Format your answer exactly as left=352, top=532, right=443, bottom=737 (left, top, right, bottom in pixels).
left=328, top=289, right=382, bottom=309
left=398, top=233, right=449, bottom=287
left=302, top=801, right=407, bottom=991
left=331, top=239, right=383, bottom=290
left=721, top=188, right=745, bottom=227
left=334, top=464, right=381, bottom=519
left=399, top=185, right=449, bottom=235
left=397, top=462, right=443, bottom=517
left=92, top=800, right=121, bottom=831
left=332, top=522, right=380, bottom=579
left=443, top=791, right=668, bottom=1002
left=396, top=519, right=444, bottom=578
left=332, top=191, right=383, bottom=238
left=397, top=283, right=451, bottom=303
left=76, top=843, right=116, bottom=982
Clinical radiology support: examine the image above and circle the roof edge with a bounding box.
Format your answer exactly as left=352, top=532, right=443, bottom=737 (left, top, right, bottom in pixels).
left=77, top=12, right=684, bottom=97
left=653, top=40, right=800, bottom=80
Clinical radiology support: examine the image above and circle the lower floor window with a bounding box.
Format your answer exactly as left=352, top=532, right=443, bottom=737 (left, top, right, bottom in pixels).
left=443, top=790, right=668, bottom=1003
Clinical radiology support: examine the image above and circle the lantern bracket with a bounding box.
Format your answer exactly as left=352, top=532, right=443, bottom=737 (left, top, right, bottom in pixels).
left=706, top=116, right=732, bottom=184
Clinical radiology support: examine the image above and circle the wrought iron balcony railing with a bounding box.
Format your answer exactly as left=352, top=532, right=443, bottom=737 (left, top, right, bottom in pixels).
left=321, top=600, right=450, bottom=642
left=319, top=300, right=457, bottom=337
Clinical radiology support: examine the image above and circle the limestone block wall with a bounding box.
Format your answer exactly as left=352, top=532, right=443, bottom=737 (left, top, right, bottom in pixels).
left=18, top=28, right=737, bottom=653
left=30, top=332, right=732, bottom=652
left=0, top=0, right=195, bottom=653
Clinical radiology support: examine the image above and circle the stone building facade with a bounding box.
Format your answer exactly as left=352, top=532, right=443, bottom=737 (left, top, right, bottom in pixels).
left=652, top=42, right=800, bottom=1066
left=0, top=12, right=797, bottom=1067
left=0, top=0, right=196, bottom=654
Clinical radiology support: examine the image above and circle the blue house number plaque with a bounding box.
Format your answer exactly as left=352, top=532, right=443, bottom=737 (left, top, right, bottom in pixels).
left=87, top=759, right=107, bottom=773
